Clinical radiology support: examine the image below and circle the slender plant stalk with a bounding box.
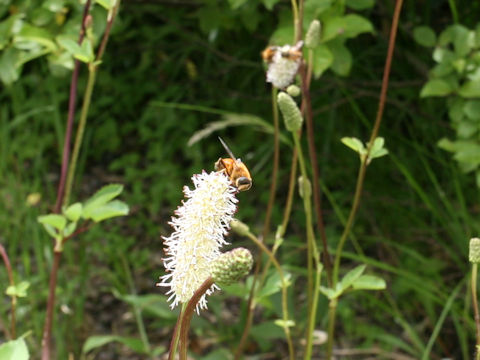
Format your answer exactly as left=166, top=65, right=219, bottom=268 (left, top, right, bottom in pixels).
left=472, top=263, right=480, bottom=357
left=299, top=58, right=333, bottom=286
left=235, top=87, right=280, bottom=360
left=327, top=0, right=404, bottom=357
left=305, top=257, right=322, bottom=360
left=41, top=3, right=121, bottom=358
left=447, top=0, right=459, bottom=23
left=63, top=67, right=97, bottom=206
left=41, top=4, right=92, bottom=358
left=245, top=231, right=294, bottom=360
left=168, top=303, right=186, bottom=360
left=121, top=255, right=151, bottom=353
left=54, top=1, right=91, bottom=213
left=179, top=278, right=215, bottom=360
left=281, top=150, right=298, bottom=234
left=262, top=87, right=280, bottom=241
left=0, top=244, right=15, bottom=339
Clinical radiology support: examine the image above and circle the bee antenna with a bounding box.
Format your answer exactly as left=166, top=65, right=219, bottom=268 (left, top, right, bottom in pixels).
left=218, top=136, right=237, bottom=160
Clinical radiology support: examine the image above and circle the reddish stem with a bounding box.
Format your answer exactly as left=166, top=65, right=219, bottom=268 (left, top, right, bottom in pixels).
left=0, top=244, right=15, bottom=339
left=179, top=278, right=214, bottom=360
left=54, top=1, right=92, bottom=213
left=299, top=62, right=333, bottom=286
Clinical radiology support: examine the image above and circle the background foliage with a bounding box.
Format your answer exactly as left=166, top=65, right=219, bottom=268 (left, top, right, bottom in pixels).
left=1, top=0, right=480, bottom=358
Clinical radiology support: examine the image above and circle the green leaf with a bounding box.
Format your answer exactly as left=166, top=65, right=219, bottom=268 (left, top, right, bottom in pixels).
left=260, top=0, right=280, bottom=10
left=329, top=40, right=352, bottom=76
left=6, top=281, right=30, bottom=297
left=82, top=184, right=125, bottom=218
left=227, top=0, right=247, bottom=10
left=14, top=23, right=57, bottom=51
left=0, top=48, right=20, bottom=84
left=312, top=44, right=333, bottom=78
left=343, top=14, right=374, bottom=38
left=95, top=0, right=114, bottom=10
left=368, top=137, right=389, bottom=161
left=437, top=137, right=455, bottom=152
left=341, top=137, right=366, bottom=155
left=352, top=275, right=386, bottom=290
left=319, top=285, right=341, bottom=299
left=38, top=214, right=67, bottom=231
left=88, top=200, right=129, bottom=222
left=82, top=335, right=146, bottom=354
left=458, top=81, right=480, bottom=98
left=0, top=338, right=29, bottom=360
left=464, top=100, right=480, bottom=120
left=413, top=26, right=436, bottom=47
left=63, top=222, right=77, bottom=237
left=256, top=272, right=284, bottom=300
left=64, top=202, right=82, bottom=222
left=273, top=319, right=295, bottom=328
left=345, top=0, right=374, bottom=9
left=451, top=24, right=474, bottom=57
left=56, top=36, right=94, bottom=63
left=340, top=264, right=366, bottom=291
left=420, top=79, right=453, bottom=97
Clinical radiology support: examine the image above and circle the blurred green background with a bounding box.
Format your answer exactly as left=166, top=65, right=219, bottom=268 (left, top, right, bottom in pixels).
left=1, top=0, right=480, bottom=358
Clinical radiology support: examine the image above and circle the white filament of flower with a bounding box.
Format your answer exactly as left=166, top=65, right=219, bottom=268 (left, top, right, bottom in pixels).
left=157, top=171, right=238, bottom=311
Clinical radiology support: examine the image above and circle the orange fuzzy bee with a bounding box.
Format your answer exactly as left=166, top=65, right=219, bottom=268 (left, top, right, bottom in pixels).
left=215, top=137, right=252, bottom=192
left=261, top=41, right=304, bottom=63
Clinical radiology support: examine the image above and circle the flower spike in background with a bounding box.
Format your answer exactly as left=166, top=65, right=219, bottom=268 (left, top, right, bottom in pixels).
left=262, top=41, right=303, bottom=89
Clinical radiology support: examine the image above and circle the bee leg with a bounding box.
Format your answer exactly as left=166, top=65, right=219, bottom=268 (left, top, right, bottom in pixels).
left=214, top=158, right=226, bottom=172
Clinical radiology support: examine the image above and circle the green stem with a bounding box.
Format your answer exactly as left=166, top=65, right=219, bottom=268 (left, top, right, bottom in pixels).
left=304, top=254, right=322, bottom=360
left=63, top=66, right=97, bottom=206
left=326, top=298, right=337, bottom=359
left=245, top=231, right=294, bottom=360
left=447, top=0, right=459, bottom=23
left=472, top=263, right=480, bottom=355
left=122, top=255, right=151, bottom=353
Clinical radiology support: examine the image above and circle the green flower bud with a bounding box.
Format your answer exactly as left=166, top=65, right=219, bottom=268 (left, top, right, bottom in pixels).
left=305, top=20, right=321, bottom=49
left=230, top=219, right=250, bottom=237
left=278, top=92, right=303, bottom=132
left=212, top=248, right=253, bottom=286
left=298, top=176, right=312, bottom=199
left=286, top=84, right=301, bottom=97
left=470, top=238, right=480, bottom=263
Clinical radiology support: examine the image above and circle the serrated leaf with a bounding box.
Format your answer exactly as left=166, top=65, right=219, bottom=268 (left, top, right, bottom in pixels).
left=6, top=281, right=30, bottom=297
left=351, top=275, right=386, bottom=290
left=420, top=78, right=453, bottom=97
left=82, top=335, right=146, bottom=354
left=82, top=184, right=124, bottom=218
left=459, top=81, right=480, bottom=98
left=0, top=338, right=29, bottom=360
left=56, top=36, right=94, bottom=63
left=88, top=200, right=129, bottom=222
left=38, top=214, right=66, bottom=231
left=64, top=202, right=82, bottom=222
left=368, top=137, right=389, bottom=161
left=343, top=14, right=374, bottom=38
left=437, top=137, right=455, bottom=152
left=464, top=100, right=480, bottom=120
left=413, top=26, right=436, bottom=47
left=312, top=44, right=333, bottom=78
left=341, top=137, right=365, bottom=154
left=340, top=264, right=366, bottom=291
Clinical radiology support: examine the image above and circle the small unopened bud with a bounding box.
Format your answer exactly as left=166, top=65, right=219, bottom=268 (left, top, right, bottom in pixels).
left=230, top=219, right=250, bottom=237
left=278, top=92, right=303, bottom=132
left=84, top=14, right=93, bottom=29
left=212, top=248, right=253, bottom=286
left=305, top=20, right=321, bottom=49
left=286, top=84, right=301, bottom=97
left=298, top=176, right=312, bottom=199
left=470, top=238, right=480, bottom=263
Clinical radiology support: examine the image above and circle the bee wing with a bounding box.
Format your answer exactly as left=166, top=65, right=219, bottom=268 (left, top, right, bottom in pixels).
left=218, top=137, right=237, bottom=161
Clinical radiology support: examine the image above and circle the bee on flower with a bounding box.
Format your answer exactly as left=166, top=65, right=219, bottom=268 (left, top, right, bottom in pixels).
left=262, top=41, right=304, bottom=89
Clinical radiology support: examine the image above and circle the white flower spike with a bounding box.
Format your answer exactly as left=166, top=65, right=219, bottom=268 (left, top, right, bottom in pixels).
left=157, top=171, right=238, bottom=311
